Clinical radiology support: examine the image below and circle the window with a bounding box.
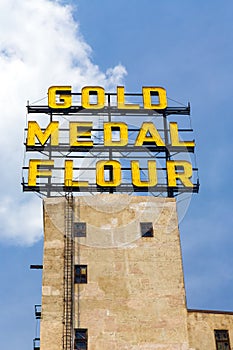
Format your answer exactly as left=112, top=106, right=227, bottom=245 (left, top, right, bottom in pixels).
left=74, top=265, right=87, bottom=284
left=74, top=222, right=86, bottom=237
left=74, top=328, right=88, bottom=350
left=215, top=330, right=231, bottom=350
left=140, top=222, right=154, bottom=237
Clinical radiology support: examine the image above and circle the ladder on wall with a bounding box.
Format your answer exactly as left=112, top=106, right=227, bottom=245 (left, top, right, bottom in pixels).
left=63, top=193, right=74, bottom=350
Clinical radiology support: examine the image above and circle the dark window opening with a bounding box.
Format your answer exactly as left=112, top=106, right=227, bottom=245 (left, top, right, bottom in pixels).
left=74, top=222, right=86, bottom=237
left=215, top=330, right=231, bottom=350
left=140, top=222, right=154, bottom=237
left=74, top=265, right=87, bottom=284
left=74, top=328, right=88, bottom=350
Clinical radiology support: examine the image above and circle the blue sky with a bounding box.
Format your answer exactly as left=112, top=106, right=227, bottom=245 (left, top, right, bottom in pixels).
left=0, top=0, right=233, bottom=349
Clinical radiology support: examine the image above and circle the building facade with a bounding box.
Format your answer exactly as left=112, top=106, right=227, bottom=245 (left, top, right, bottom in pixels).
left=39, top=195, right=233, bottom=350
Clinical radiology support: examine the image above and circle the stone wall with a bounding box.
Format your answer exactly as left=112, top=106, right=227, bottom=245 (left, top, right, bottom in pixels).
left=73, top=195, right=189, bottom=349
left=188, top=310, right=233, bottom=350
left=39, top=194, right=233, bottom=350
left=40, top=198, right=65, bottom=350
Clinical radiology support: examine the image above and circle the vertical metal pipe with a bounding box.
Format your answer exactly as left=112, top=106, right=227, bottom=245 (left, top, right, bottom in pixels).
left=163, top=112, right=174, bottom=198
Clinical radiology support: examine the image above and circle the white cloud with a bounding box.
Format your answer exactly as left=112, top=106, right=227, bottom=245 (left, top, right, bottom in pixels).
left=0, top=0, right=127, bottom=245
left=0, top=196, right=42, bottom=245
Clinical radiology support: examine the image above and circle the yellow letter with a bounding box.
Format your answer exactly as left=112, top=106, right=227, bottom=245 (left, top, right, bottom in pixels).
left=131, top=160, right=157, bottom=187
left=96, top=160, right=121, bottom=187
left=48, top=86, right=72, bottom=109
left=142, top=87, right=167, bottom=109
left=117, top=86, right=140, bottom=109
left=64, top=160, right=89, bottom=187
left=70, top=122, right=93, bottom=147
left=82, top=86, right=105, bottom=109
left=27, top=121, right=59, bottom=146
left=170, top=122, right=195, bottom=148
left=28, top=160, right=54, bottom=186
left=167, top=160, right=193, bottom=187
left=104, top=122, right=128, bottom=146
left=135, top=122, right=165, bottom=146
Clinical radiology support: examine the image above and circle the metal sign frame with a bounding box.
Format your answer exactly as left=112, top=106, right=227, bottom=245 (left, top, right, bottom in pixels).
left=22, top=90, right=199, bottom=197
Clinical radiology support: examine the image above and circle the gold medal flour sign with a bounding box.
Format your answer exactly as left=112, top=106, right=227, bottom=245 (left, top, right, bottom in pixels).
left=22, top=86, right=199, bottom=196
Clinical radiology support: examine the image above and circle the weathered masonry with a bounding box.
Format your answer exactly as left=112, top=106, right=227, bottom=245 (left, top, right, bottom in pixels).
left=39, top=195, right=233, bottom=350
